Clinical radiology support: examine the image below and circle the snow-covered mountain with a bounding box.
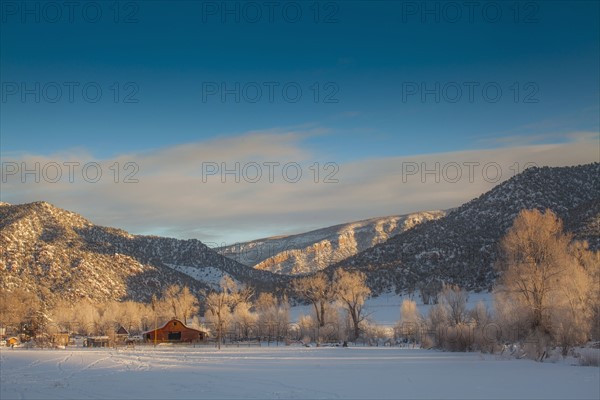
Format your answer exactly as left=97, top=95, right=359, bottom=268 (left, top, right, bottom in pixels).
left=218, top=211, right=445, bottom=275
left=2, top=163, right=597, bottom=304
left=0, top=202, right=286, bottom=303
left=328, top=163, right=600, bottom=295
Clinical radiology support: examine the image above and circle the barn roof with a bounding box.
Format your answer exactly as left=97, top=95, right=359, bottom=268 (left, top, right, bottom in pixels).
left=143, top=318, right=206, bottom=334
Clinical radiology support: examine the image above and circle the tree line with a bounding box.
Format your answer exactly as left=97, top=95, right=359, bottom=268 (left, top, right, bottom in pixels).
left=0, top=267, right=372, bottom=348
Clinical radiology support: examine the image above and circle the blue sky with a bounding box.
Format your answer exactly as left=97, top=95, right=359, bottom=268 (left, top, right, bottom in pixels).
left=1, top=1, right=599, bottom=243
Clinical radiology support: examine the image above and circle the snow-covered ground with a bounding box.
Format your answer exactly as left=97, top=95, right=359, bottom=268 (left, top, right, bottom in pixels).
left=1, top=346, right=598, bottom=399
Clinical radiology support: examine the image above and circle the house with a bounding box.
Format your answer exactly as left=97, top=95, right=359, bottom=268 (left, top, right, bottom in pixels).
left=144, top=319, right=207, bottom=343
left=115, top=326, right=129, bottom=344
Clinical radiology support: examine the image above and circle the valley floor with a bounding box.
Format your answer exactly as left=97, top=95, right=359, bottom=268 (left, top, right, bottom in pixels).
left=1, top=346, right=598, bottom=399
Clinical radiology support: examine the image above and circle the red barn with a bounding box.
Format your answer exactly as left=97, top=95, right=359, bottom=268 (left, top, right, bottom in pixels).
left=144, top=319, right=207, bottom=343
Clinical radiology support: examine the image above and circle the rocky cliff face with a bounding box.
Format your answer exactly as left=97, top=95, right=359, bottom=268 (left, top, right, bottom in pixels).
left=218, top=211, right=445, bottom=275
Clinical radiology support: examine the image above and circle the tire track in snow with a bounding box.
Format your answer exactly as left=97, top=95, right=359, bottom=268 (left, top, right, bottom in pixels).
left=56, top=352, right=73, bottom=373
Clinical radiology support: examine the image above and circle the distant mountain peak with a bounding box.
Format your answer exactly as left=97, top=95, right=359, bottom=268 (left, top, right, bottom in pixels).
left=219, top=211, right=446, bottom=275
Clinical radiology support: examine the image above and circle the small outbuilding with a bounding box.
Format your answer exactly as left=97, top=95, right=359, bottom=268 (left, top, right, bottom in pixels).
left=116, top=326, right=129, bottom=336
left=51, top=332, right=70, bottom=347
left=85, top=336, right=110, bottom=347
left=115, top=326, right=129, bottom=344
left=144, top=319, right=207, bottom=343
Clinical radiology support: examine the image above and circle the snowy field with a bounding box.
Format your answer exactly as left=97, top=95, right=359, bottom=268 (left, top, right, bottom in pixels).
left=1, top=347, right=598, bottom=399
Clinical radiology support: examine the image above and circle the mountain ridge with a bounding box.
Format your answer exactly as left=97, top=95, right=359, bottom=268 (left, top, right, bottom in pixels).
left=218, top=211, right=446, bottom=275
left=0, top=201, right=286, bottom=304
left=1, top=163, right=597, bottom=304
left=328, top=163, right=600, bottom=296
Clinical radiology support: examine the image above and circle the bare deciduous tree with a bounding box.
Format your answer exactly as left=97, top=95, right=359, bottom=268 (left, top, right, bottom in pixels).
left=204, top=291, right=233, bottom=349
left=332, top=268, right=371, bottom=341
left=203, top=276, right=252, bottom=349
left=163, top=285, right=199, bottom=324
left=569, top=240, right=600, bottom=341
left=232, top=301, right=257, bottom=340
left=292, top=272, right=335, bottom=328
left=397, top=299, right=422, bottom=345
left=0, top=289, right=43, bottom=337
left=72, top=300, right=100, bottom=335
left=425, top=301, right=448, bottom=349
left=439, top=284, right=468, bottom=326
left=494, top=209, right=595, bottom=359
left=256, top=293, right=289, bottom=344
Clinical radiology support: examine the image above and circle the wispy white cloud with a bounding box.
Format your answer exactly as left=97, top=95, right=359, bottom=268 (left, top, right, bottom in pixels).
left=476, top=105, right=600, bottom=146
left=476, top=131, right=599, bottom=147
left=1, top=130, right=597, bottom=245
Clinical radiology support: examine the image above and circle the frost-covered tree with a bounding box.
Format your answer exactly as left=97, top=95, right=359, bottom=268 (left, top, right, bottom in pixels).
left=0, top=289, right=43, bottom=336
left=97, top=301, right=121, bottom=336
left=551, top=246, right=594, bottom=355
left=256, top=293, right=289, bottom=344
left=333, top=269, right=371, bottom=341
left=203, top=276, right=252, bottom=349
left=397, top=299, right=422, bottom=345
left=118, top=301, right=145, bottom=333
left=470, top=301, right=490, bottom=327
left=47, top=299, right=73, bottom=333
left=292, top=272, right=335, bottom=328
left=163, top=285, right=199, bottom=324
left=569, top=241, right=600, bottom=341
left=232, top=301, right=257, bottom=340
left=469, top=300, right=497, bottom=353
left=494, top=209, right=595, bottom=359
left=274, top=297, right=291, bottom=341
left=439, top=284, right=468, bottom=326
left=204, top=291, right=232, bottom=349
left=424, top=301, right=448, bottom=349
left=256, top=292, right=277, bottom=338
left=72, top=300, right=100, bottom=335
left=297, top=314, right=315, bottom=343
